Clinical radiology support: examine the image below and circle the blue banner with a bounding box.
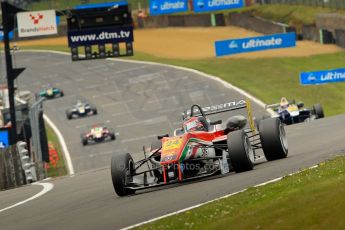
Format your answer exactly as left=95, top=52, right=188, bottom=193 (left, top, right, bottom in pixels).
left=75, top=1, right=128, bottom=9
left=0, top=128, right=10, bottom=149
left=149, top=0, right=188, bottom=15
left=300, top=68, right=345, bottom=85
left=215, top=32, right=296, bottom=57
left=194, top=0, right=244, bottom=13
left=68, top=26, right=133, bottom=47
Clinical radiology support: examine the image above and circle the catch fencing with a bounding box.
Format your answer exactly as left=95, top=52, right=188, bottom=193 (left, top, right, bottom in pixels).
left=260, top=0, right=345, bottom=9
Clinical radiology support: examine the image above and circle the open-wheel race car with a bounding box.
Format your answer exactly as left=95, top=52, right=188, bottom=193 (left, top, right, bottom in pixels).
left=37, top=84, right=64, bottom=99
left=81, top=124, right=115, bottom=146
left=263, top=97, right=324, bottom=125
left=111, top=99, right=288, bottom=196
left=66, top=100, right=98, bottom=119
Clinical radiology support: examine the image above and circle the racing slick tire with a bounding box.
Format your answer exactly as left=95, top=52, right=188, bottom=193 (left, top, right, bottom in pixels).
left=259, top=118, right=288, bottom=161
left=313, top=104, right=324, bottom=119
left=92, top=108, right=98, bottom=115
left=81, top=137, right=88, bottom=146
left=255, top=114, right=270, bottom=131
left=110, top=133, right=116, bottom=140
left=111, top=153, right=136, bottom=196
left=66, top=111, right=73, bottom=120
left=227, top=130, right=254, bottom=173
left=60, top=91, right=64, bottom=97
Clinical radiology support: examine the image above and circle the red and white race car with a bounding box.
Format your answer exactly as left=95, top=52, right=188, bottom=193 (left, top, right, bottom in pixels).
left=81, top=124, right=115, bottom=145
left=111, top=100, right=288, bottom=196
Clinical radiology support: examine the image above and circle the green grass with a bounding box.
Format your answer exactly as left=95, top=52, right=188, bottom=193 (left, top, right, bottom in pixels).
left=45, top=124, right=67, bottom=177
left=19, top=45, right=345, bottom=116
left=137, top=155, right=345, bottom=230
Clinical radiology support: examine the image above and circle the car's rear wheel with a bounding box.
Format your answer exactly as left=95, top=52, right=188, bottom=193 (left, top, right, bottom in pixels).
left=259, top=118, right=288, bottom=161
left=227, top=130, right=254, bottom=173
left=313, top=104, right=324, bottom=119
left=66, top=111, right=73, bottom=120
left=111, top=153, right=136, bottom=196
left=81, top=136, right=88, bottom=146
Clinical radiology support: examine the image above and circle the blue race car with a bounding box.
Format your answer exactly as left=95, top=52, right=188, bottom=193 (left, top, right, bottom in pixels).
left=37, top=85, right=64, bottom=99
left=265, top=97, right=324, bottom=125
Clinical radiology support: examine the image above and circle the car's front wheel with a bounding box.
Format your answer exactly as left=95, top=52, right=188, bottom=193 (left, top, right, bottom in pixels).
left=313, top=104, right=324, bottom=119
left=111, top=153, right=136, bottom=196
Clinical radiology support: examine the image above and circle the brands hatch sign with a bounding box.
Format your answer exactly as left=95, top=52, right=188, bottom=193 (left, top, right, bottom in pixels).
left=215, top=32, right=296, bottom=57
left=17, top=10, right=58, bottom=38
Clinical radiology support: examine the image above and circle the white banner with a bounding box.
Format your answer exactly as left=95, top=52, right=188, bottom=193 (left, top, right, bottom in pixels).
left=17, top=10, right=57, bottom=38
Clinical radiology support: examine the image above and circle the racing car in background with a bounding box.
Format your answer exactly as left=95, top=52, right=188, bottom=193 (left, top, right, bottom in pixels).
left=66, top=100, right=98, bottom=119
left=264, top=97, right=324, bottom=125
left=111, top=99, right=288, bottom=196
left=81, top=124, right=115, bottom=145
left=37, top=84, right=64, bottom=99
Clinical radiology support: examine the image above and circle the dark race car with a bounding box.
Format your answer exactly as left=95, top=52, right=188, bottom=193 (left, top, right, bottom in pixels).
left=66, top=100, right=97, bottom=119
left=110, top=99, right=288, bottom=196
left=37, top=85, right=64, bottom=99
left=265, top=97, right=324, bottom=125
left=81, top=124, right=115, bottom=146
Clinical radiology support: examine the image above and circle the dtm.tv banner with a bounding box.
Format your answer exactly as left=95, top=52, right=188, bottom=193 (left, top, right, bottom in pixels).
left=300, top=68, right=345, bottom=85
left=68, top=26, right=133, bottom=47
left=194, top=0, right=244, bottom=13
left=150, top=0, right=188, bottom=15
left=215, top=32, right=296, bottom=57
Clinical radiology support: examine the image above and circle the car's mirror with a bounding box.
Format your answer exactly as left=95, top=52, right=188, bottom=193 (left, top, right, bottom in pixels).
left=210, top=120, right=222, bottom=125
left=297, top=101, right=304, bottom=108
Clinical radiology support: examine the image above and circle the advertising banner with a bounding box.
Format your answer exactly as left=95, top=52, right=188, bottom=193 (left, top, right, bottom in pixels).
left=215, top=32, right=296, bottom=57
left=17, top=10, right=57, bottom=38
left=194, top=0, right=244, bottom=13
left=0, top=128, right=10, bottom=149
left=68, top=26, right=134, bottom=47
left=300, top=68, right=345, bottom=85
left=149, top=0, right=188, bottom=15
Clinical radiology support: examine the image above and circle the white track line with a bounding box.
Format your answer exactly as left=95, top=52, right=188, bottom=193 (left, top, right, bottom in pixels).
left=0, top=182, right=54, bottom=213
left=43, top=114, right=75, bottom=175
left=121, top=164, right=320, bottom=230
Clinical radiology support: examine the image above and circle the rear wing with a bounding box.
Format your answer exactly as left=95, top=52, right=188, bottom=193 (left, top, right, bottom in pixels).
left=183, top=100, right=247, bottom=119
left=183, top=99, right=256, bottom=133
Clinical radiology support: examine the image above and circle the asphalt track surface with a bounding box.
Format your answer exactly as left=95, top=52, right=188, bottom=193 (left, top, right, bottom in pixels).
left=0, top=51, right=344, bottom=229
left=13, top=51, right=266, bottom=173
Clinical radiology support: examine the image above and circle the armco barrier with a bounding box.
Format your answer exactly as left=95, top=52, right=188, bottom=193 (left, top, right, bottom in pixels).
left=228, top=12, right=295, bottom=35
left=335, top=29, right=345, bottom=48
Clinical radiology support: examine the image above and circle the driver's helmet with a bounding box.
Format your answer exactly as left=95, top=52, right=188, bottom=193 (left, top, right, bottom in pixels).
left=280, top=97, right=289, bottom=109
left=183, top=117, right=208, bottom=132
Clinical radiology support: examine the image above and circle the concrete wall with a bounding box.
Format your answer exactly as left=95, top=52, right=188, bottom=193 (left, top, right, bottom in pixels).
left=228, top=12, right=294, bottom=35
left=335, top=30, right=345, bottom=48
left=302, top=25, right=320, bottom=42
left=143, top=13, right=225, bottom=28
left=316, top=13, right=345, bottom=32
